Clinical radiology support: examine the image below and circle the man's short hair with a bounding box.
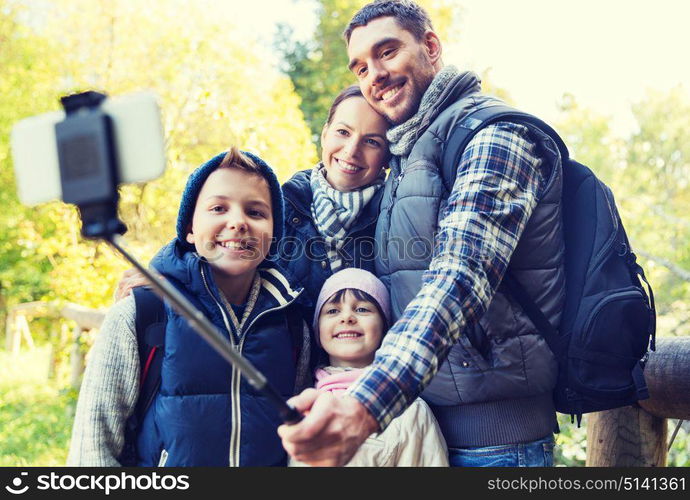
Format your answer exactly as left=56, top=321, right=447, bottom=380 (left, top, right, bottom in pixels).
left=343, top=0, right=434, bottom=43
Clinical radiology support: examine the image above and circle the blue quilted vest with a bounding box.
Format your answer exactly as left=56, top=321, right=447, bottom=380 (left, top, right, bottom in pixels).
left=135, top=241, right=303, bottom=466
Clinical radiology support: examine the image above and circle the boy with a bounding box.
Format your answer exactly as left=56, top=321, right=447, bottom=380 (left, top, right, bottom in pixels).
left=68, top=147, right=309, bottom=466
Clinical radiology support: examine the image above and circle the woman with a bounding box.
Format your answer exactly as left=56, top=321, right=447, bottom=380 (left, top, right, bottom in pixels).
left=277, top=85, right=390, bottom=311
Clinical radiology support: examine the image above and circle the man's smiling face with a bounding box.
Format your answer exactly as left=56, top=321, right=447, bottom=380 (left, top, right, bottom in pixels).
left=347, top=16, right=441, bottom=125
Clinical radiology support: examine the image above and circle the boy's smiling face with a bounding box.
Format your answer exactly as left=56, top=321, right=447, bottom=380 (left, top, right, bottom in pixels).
left=186, top=168, right=273, bottom=295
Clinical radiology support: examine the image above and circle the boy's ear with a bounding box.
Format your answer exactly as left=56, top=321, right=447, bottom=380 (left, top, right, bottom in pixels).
left=185, top=225, right=195, bottom=245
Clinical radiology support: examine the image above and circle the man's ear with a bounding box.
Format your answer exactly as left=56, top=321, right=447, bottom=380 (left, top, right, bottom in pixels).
left=424, top=30, right=443, bottom=67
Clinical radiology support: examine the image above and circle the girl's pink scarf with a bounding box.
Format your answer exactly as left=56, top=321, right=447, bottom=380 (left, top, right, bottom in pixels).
left=315, top=367, right=366, bottom=396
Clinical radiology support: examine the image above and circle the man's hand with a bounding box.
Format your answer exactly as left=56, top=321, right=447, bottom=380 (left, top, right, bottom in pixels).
left=114, top=268, right=150, bottom=301
left=278, top=389, right=379, bottom=466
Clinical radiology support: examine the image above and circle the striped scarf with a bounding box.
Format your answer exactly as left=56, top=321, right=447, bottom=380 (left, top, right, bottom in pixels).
left=310, top=163, right=384, bottom=273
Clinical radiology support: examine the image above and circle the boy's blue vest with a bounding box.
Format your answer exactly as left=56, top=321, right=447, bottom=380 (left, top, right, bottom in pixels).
left=279, top=169, right=383, bottom=312
left=135, top=241, right=302, bottom=466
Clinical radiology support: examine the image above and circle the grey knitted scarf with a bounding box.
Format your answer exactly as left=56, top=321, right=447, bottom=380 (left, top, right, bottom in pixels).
left=387, top=66, right=480, bottom=172
left=310, top=163, right=384, bottom=273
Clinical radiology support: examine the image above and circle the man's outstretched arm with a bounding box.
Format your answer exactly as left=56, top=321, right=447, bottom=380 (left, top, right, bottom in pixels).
left=280, top=123, right=547, bottom=465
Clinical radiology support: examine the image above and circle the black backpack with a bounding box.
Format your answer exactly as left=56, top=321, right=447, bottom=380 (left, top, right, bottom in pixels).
left=118, top=287, right=311, bottom=465
left=441, top=104, right=656, bottom=425
left=118, top=287, right=167, bottom=467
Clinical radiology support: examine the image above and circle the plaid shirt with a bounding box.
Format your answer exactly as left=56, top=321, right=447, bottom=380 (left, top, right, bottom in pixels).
left=346, top=122, right=547, bottom=429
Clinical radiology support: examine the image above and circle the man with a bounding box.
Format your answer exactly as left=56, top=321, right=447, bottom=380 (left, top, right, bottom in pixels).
left=279, top=0, right=564, bottom=467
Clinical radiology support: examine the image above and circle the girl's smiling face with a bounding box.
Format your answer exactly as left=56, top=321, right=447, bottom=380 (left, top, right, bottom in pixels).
left=318, top=289, right=384, bottom=368
left=320, top=96, right=389, bottom=192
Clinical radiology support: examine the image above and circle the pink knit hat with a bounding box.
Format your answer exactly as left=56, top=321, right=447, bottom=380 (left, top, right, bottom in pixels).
left=313, top=268, right=391, bottom=342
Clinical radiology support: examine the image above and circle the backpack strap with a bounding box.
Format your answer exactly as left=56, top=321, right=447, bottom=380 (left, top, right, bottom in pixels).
left=119, top=287, right=167, bottom=466
left=133, top=287, right=167, bottom=415
left=441, top=103, right=570, bottom=193
left=441, top=104, right=570, bottom=351
left=501, top=272, right=559, bottom=350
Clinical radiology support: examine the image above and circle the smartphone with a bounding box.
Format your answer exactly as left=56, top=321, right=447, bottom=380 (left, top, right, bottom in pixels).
left=11, top=91, right=166, bottom=206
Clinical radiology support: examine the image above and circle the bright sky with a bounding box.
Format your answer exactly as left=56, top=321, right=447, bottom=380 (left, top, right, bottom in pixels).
left=238, top=0, right=690, bottom=136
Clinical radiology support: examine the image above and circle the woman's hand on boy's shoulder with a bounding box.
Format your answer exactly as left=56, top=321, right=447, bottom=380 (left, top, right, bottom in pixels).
left=278, top=389, right=379, bottom=467
left=114, top=268, right=150, bottom=302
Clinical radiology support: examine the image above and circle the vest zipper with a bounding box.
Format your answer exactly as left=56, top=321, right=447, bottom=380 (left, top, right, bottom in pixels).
left=200, top=266, right=242, bottom=467
left=241, top=294, right=300, bottom=335
left=200, top=266, right=302, bottom=467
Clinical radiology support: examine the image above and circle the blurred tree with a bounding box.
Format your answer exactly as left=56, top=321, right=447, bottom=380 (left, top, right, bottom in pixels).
left=0, top=0, right=62, bottom=324
left=0, top=0, right=317, bottom=320
left=276, top=0, right=462, bottom=142
left=555, top=90, right=690, bottom=337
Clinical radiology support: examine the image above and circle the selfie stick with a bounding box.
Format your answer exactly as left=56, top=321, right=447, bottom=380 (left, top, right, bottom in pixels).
left=56, top=91, right=302, bottom=425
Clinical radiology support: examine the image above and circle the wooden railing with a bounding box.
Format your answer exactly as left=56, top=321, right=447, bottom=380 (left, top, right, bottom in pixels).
left=4, top=301, right=105, bottom=387
left=587, top=337, right=690, bottom=466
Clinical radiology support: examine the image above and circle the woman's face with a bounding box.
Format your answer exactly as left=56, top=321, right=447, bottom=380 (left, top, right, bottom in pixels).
left=320, top=96, right=389, bottom=192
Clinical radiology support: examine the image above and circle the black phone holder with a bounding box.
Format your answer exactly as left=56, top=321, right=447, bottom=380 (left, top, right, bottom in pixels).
left=55, top=91, right=302, bottom=425
left=56, top=91, right=126, bottom=239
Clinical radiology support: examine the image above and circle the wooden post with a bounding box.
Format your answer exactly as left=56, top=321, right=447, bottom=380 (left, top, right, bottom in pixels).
left=69, top=324, right=85, bottom=388
left=586, top=338, right=690, bottom=466
left=4, top=310, right=13, bottom=351
left=17, top=314, right=35, bottom=350
left=586, top=407, right=667, bottom=466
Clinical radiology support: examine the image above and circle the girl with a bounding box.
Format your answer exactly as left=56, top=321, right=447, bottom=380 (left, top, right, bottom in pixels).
left=291, top=268, right=448, bottom=467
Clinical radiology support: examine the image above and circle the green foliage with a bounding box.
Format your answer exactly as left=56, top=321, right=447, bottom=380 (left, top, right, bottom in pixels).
left=275, top=0, right=361, bottom=142
left=0, top=0, right=318, bottom=322
left=0, top=347, right=77, bottom=466
left=555, top=89, right=690, bottom=336
left=667, top=420, right=690, bottom=467
left=621, top=88, right=690, bottom=334
left=554, top=415, right=587, bottom=466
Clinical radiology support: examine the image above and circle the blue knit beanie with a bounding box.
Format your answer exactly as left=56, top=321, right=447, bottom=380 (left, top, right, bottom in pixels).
left=176, top=150, right=284, bottom=255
